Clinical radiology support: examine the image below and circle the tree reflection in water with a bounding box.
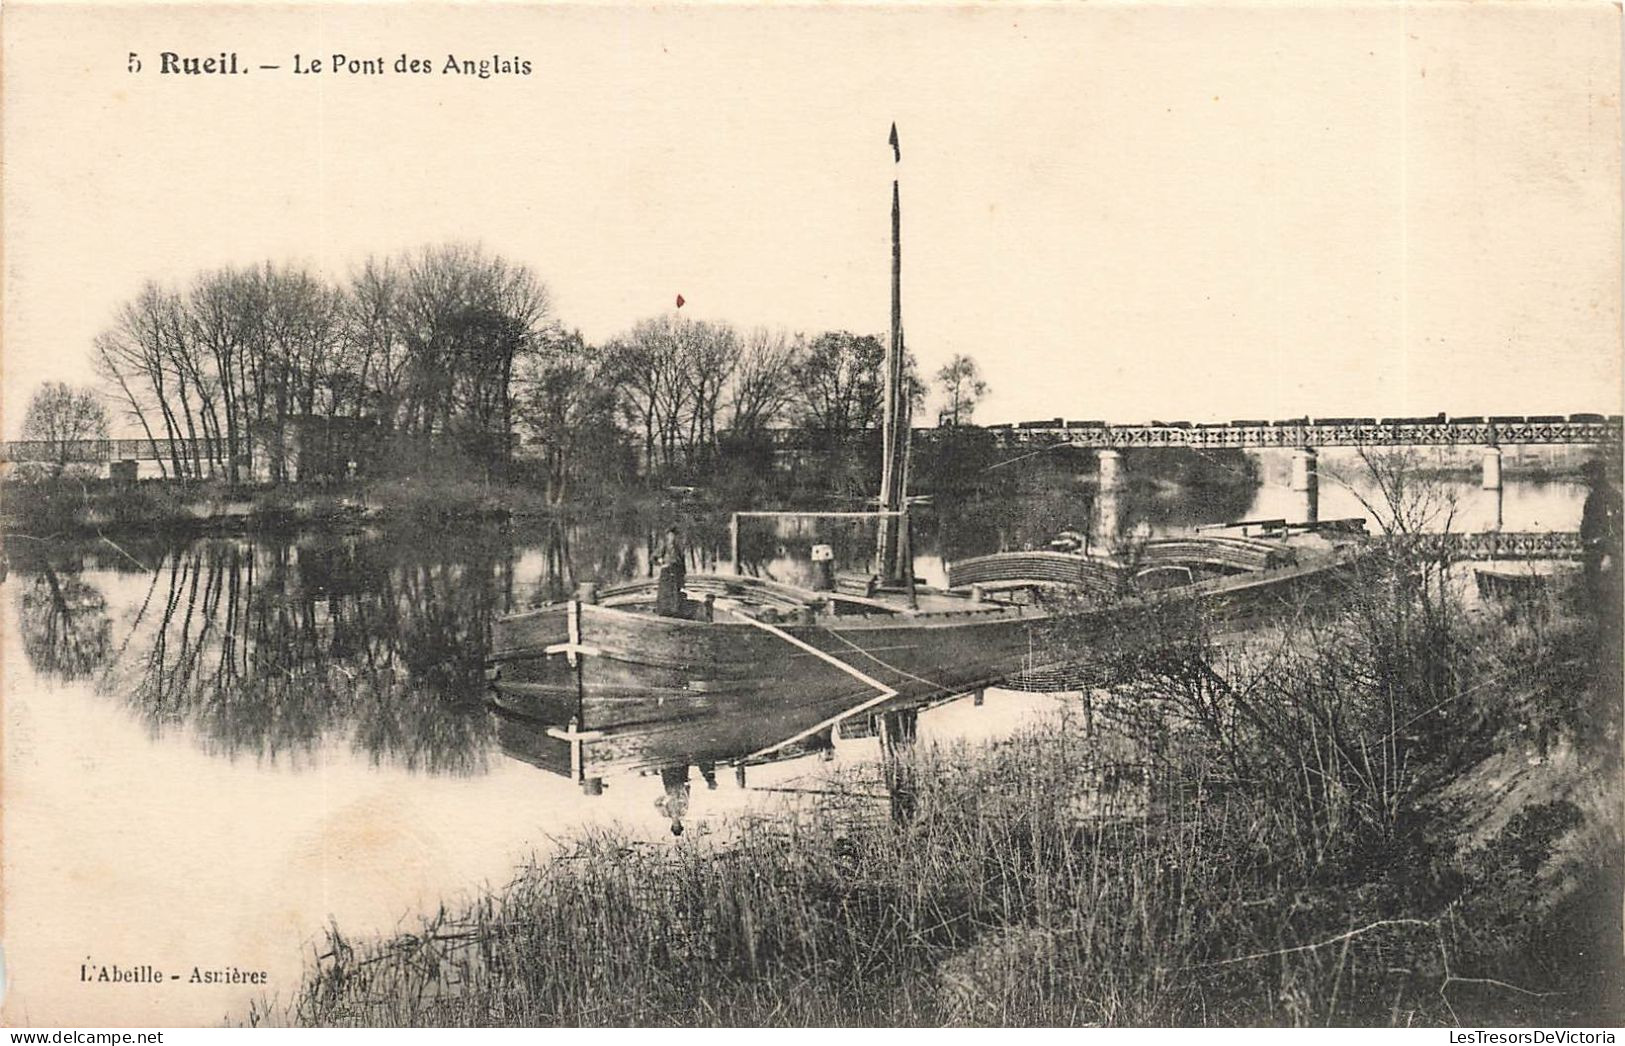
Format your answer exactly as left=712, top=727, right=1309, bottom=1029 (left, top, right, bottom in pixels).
left=19, top=564, right=113, bottom=681
left=12, top=485, right=1227, bottom=780
left=9, top=519, right=703, bottom=777
left=76, top=534, right=505, bottom=775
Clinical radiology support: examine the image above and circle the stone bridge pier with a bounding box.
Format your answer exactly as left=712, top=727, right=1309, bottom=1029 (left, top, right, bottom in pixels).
left=1482, top=446, right=1502, bottom=490
left=1095, top=449, right=1124, bottom=543
left=1291, top=447, right=1320, bottom=525
left=1090, top=439, right=1513, bottom=535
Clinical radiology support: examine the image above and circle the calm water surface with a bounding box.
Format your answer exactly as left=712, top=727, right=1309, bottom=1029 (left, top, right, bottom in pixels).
left=1, top=472, right=1586, bottom=1023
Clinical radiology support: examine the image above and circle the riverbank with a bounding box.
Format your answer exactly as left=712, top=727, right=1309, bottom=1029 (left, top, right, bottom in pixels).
left=0, top=476, right=621, bottom=539
left=251, top=571, right=1621, bottom=1027
left=0, top=445, right=1266, bottom=541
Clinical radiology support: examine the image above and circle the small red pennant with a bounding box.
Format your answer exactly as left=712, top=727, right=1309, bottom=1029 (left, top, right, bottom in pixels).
left=675, top=294, right=685, bottom=309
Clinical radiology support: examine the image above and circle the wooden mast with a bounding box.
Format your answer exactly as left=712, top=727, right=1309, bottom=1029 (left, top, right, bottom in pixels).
left=877, top=123, right=912, bottom=584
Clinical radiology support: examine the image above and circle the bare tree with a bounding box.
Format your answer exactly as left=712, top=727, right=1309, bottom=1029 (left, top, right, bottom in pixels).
left=93, top=329, right=168, bottom=477
left=21, top=381, right=109, bottom=475
left=791, top=331, right=888, bottom=432
left=679, top=319, right=740, bottom=470
left=606, top=314, right=740, bottom=476
left=344, top=256, right=410, bottom=430
left=727, top=327, right=803, bottom=435
left=935, top=353, right=989, bottom=427
left=186, top=267, right=256, bottom=483
left=605, top=317, right=686, bottom=474
left=106, top=283, right=191, bottom=477
left=91, top=243, right=553, bottom=484
left=515, top=329, right=622, bottom=504
left=394, top=243, right=553, bottom=467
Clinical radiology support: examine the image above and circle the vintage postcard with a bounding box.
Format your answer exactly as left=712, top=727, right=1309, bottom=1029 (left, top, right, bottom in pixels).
left=2, top=0, right=1620, bottom=1030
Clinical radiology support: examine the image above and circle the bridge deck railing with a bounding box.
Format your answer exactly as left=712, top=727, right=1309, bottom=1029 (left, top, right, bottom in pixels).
left=3, top=418, right=1620, bottom=464
left=0, top=437, right=232, bottom=464
left=983, top=420, right=1620, bottom=449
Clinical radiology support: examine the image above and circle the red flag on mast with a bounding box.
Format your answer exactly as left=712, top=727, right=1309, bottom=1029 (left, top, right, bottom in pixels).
left=675, top=294, right=685, bottom=309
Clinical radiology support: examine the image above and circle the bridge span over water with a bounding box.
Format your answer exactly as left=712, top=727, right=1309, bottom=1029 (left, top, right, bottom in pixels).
left=2, top=414, right=1618, bottom=468
left=973, top=414, right=1622, bottom=450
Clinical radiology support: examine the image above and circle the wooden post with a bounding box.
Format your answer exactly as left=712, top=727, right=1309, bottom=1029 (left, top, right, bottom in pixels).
left=889, top=708, right=918, bottom=745
left=572, top=600, right=585, bottom=733
left=566, top=599, right=583, bottom=666
left=729, top=512, right=740, bottom=576
left=902, top=509, right=917, bottom=609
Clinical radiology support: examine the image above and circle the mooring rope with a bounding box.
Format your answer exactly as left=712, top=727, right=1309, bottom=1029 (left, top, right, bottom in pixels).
left=724, top=607, right=901, bottom=763
left=820, top=626, right=955, bottom=695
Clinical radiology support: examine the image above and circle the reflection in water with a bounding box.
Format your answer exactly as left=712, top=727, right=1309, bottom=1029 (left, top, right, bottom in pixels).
left=656, top=765, right=692, bottom=836
left=1, top=471, right=1599, bottom=1028
left=74, top=536, right=510, bottom=775
left=11, top=512, right=885, bottom=777
left=19, top=565, right=112, bottom=681
left=6, top=472, right=1593, bottom=784
left=920, top=456, right=1260, bottom=566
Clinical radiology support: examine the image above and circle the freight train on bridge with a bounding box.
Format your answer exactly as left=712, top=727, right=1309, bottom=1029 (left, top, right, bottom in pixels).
left=2, top=413, right=1618, bottom=472
left=969, top=412, right=1623, bottom=449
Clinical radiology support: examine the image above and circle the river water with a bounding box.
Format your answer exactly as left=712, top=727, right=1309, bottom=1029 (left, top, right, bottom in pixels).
left=0, top=468, right=1590, bottom=1024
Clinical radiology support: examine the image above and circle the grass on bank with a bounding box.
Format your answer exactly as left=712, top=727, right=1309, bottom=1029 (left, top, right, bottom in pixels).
left=252, top=567, right=1622, bottom=1028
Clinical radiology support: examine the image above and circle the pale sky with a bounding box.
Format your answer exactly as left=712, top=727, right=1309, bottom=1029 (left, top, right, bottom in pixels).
left=3, top=1, right=1620, bottom=439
